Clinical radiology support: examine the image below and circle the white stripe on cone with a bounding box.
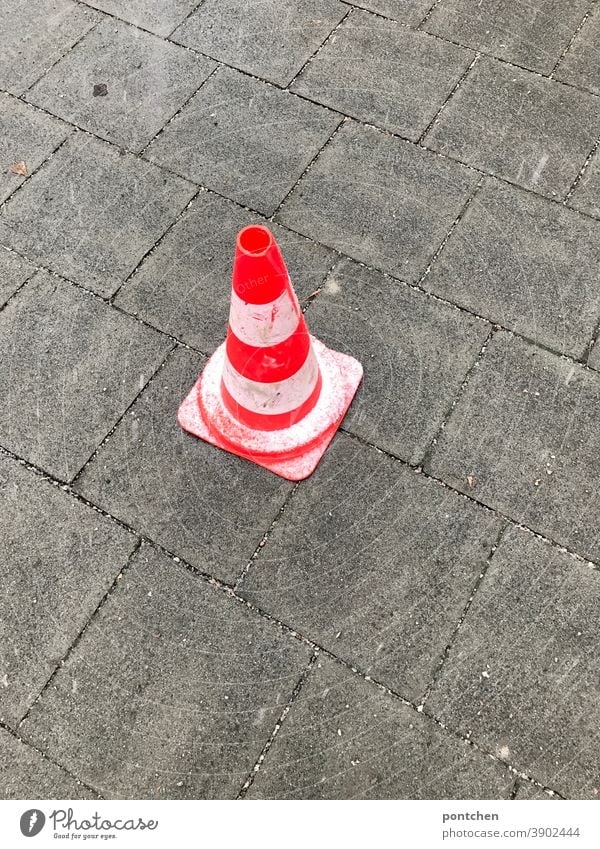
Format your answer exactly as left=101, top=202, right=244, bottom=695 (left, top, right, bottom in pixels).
left=222, top=347, right=319, bottom=415
left=228, top=287, right=300, bottom=348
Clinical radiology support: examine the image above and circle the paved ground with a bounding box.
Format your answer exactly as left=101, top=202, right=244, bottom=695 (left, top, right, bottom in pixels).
left=1, top=0, right=600, bottom=801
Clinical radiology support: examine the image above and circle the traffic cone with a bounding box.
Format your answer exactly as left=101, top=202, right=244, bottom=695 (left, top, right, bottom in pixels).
left=177, top=224, right=363, bottom=480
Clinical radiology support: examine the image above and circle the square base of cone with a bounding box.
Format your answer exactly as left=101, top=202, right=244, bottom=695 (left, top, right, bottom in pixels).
left=178, top=348, right=362, bottom=481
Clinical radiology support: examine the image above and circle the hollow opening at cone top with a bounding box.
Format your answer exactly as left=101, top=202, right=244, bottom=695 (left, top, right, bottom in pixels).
left=237, top=224, right=273, bottom=256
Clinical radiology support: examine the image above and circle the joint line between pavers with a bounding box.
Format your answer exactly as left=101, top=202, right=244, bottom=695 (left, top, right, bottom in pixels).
left=0, top=720, right=104, bottom=799
left=0, top=258, right=38, bottom=317
left=0, top=131, right=73, bottom=214
left=236, top=650, right=320, bottom=798
left=549, top=3, right=596, bottom=78
left=166, top=0, right=210, bottom=39
left=418, top=53, right=480, bottom=146
left=417, top=0, right=445, bottom=28
left=16, top=540, right=143, bottom=731
left=419, top=325, right=496, bottom=468
left=300, top=254, right=347, bottom=314
left=137, top=64, right=221, bottom=159
left=418, top=521, right=509, bottom=709
left=285, top=7, right=353, bottom=91
left=0, top=440, right=570, bottom=797
left=19, top=16, right=100, bottom=97
left=68, top=344, right=178, bottom=486
left=233, top=483, right=301, bottom=590
left=563, top=135, right=600, bottom=204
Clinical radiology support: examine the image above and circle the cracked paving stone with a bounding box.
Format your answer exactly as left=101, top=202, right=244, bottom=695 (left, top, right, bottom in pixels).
left=423, top=178, right=600, bottom=360
left=26, top=18, right=216, bottom=153
left=19, top=544, right=311, bottom=799
left=291, top=10, right=473, bottom=141
left=343, top=0, right=433, bottom=25
left=238, top=433, right=502, bottom=701
left=0, top=133, right=195, bottom=297
left=74, top=346, right=294, bottom=584
left=0, top=247, right=36, bottom=309
left=307, top=258, right=490, bottom=462
left=423, top=0, right=590, bottom=75
left=145, top=67, right=340, bottom=217
left=82, top=0, right=201, bottom=37
left=248, top=656, right=513, bottom=799
left=170, top=0, right=348, bottom=87
left=427, top=525, right=600, bottom=799
left=568, top=151, right=600, bottom=219
left=0, top=728, right=96, bottom=799
left=0, top=0, right=99, bottom=95
left=426, top=331, right=600, bottom=563
left=555, top=8, right=600, bottom=96
left=0, top=271, right=172, bottom=480
left=114, top=192, right=335, bottom=352
left=277, top=121, right=478, bottom=281
left=0, top=453, right=136, bottom=727
left=425, top=57, right=600, bottom=199
left=0, top=93, right=71, bottom=204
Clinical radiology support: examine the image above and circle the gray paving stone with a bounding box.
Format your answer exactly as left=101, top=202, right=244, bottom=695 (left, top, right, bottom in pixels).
left=83, top=0, right=200, bottom=37
left=248, top=656, right=513, bottom=799
left=555, top=9, right=600, bottom=96
left=277, top=121, right=478, bottom=281
left=0, top=0, right=99, bottom=95
left=427, top=331, right=600, bottom=563
left=0, top=728, right=95, bottom=799
left=515, top=780, right=559, bottom=800
left=0, top=247, right=36, bottom=309
left=291, top=11, right=472, bottom=141
left=428, top=526, right=600, bottom=799
left=74, top=346, right=294, bottom=584
left=0, top=133, right=195, bottom=297
left=424, top=178, right=600, bottom=359
left=145, top=68, right=340, bottom=216
left=308, top=259, right=489, bottom=462
left=0, top=452, right=136, bottom=728
left=568, top=152, right=600, bottom=219
left=343, top=0, right=432, bottom=25
left=239, top=434, right=502, bottom=700
left=0, top=271, right=172, bottom=480
left=115, top=192, right=335, bottom=352
left=0, top=93, right=70, bottom=204
left=588, top=336, right=600, bottom=371
left=21, top=545, right=311, bottom=799
left=426, top=57, right=600, bottom=199
left=26, top=19, right=216, bottom=153
left=171, top=0, right=347, bottom=86
left=424, top=0, right=590, bottom=75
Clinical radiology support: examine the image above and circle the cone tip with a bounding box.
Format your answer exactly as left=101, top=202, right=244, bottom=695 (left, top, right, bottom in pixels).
left=237, top=224, right=273, bottom=258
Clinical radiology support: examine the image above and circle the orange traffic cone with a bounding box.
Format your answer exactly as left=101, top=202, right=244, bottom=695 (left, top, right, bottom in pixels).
left=178, top=224, right=363, bottom=480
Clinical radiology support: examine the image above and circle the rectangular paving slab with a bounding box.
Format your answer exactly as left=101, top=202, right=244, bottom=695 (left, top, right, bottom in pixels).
left=238, top=433, right=502, bottom=701
left=248, top=656, right=513, bottom=799
left=423, top=178, right=600, bottom=359
left=82, top=0, right=201, bottom=37
left=171, top=0, right=348, bottom=86
left=0, top=132, right=195, bottom=297
left=425, top=57, right=600, bottom=199
left=343, top=0, right=433, bottom=25
left=423, top=0, right=590, bottom=75
left=0, top=93, right=71, bottom=204
left=0, top=729, right=95, bottom=799
left=115, top=192, right=335, bottom=353
left=145, top=67, right=341, bottom=216
left=0, top=247, right=35, bottom=309
left=427, top=331, right=600, bottom=563
left=307, top=258, right=490, bottom=463
left=0, top=271, right=172, bottom=481
left=427, top=525, right=600, bottom=798
left=0, top=0, right=99, bottom=95
left=74, top=346, right=295, bottom=584
left=0, top=452, right=136, bottom=728
left=277, top=120, right=479, bottom=281
left=291, top=10, right=473, bottom=141
left=555, top=8, right=600, bottom=96
left=26, top=18, right=216, bottom=152
left=20, top=544, right=311, bottom=799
